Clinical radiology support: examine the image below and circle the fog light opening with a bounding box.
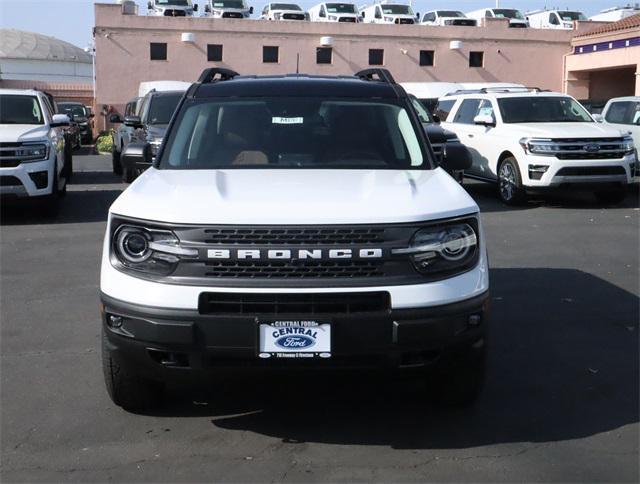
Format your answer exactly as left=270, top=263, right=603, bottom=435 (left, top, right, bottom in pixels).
left=528, top=165, right=549, bottom=181
left=107, top=314, right=124, bottom=328
left=468, top=314, right=482, bottom=327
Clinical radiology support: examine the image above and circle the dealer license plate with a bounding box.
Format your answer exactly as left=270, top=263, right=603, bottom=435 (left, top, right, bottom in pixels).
left=258, top=320, right=331, bottom=359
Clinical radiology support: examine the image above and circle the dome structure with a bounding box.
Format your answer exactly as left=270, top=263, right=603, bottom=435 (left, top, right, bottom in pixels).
left=0, top=29, right=92, bottom=83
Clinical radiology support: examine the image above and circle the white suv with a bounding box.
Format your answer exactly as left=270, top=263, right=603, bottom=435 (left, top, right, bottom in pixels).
left=438, top=88, right=637, bottom=204
left=0, top=89, right=70, bottom=213
left=100, top=68, right=488, bottom=410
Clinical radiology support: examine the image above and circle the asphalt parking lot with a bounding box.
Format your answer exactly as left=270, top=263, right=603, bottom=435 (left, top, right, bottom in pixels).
left=1, top=151, right=638, bottom=482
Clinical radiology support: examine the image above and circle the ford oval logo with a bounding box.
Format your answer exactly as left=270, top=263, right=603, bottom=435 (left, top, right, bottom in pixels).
left=275, top=335, right=315, bottom=349
left=584, top=143, right=601, bottom=153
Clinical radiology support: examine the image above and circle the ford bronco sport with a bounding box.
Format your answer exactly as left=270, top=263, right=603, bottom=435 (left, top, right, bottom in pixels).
left=100, top=68, right=488, bottom=410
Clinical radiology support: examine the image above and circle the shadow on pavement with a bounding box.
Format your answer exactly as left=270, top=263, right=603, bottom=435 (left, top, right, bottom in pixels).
left=142, top=268, right=638, bottom=450
left=0, top=185, right=121, bottom=225
left=465, top=180, right=640, bottom=213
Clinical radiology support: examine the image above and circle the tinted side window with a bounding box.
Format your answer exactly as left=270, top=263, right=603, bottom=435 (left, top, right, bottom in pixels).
left=453, top=99, right=482, bottom=124
left=549, top=13, right=559, bottom=24
left=435, top=99, right=455, bottom=121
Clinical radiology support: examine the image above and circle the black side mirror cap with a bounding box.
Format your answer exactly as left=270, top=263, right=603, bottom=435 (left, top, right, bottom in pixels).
left=122, top=143, right=152, bottom=170
left=432, top=114, right=441, bottom=124
left=249, top=6, right=254, bottom=14
left=440, top=143, right=472, bottom=171
left=193, top=3, right=198, bottom=11
left=109, top=114, right=123, bottom=124
left=124, top=115, right=143, bottom=128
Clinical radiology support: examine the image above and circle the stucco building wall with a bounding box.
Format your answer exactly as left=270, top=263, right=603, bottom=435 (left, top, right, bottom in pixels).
left=94, top=3, right=589, bottom=115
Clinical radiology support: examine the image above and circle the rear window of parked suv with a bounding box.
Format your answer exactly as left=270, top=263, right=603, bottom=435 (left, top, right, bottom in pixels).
left=160, top=98, right=428, bottom=169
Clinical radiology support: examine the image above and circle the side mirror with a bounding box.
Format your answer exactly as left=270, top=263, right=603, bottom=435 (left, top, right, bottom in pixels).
left=249, top=6, right=254, bottom=14
left=319, top=10, right=326, bottom=17
left=416, top=12, right=420, bottom=18
left=124, top=115, right=143, bottom=128
left=432, top=114, right=441, bottom=124
left=361, top=11, right=365, bottom=18
left=51, top=114, right=70, bottom=127
left=592, top=113, right=604, bottom=123
left=148, top=1, right=153, bottom=9
left=121, top=143, right=152, bottom=171
left=109, top=114, right=123, bottom=124
left=193, top=4, right=198, bottom=11
left=205, top=4, right=211, bottom=12
left=440, top=143, right=472, bottom=171
left=474, top=114, right=495, bottom=127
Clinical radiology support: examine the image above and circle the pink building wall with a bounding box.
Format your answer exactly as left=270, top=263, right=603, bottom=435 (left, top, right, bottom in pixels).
left=95, top=3, right=593, bottom=115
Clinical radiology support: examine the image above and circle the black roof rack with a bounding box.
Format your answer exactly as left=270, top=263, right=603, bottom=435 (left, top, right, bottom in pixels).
left=355, top=68, right=397, bottom=85
left=197, top=68, right=240, bottom=84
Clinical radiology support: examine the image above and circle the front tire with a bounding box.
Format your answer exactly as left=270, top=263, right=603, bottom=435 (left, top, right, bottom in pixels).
left=498, top=157, right=526, bottom=205
left=101, top=330, right=163, bottom=410
left=112, top=146, right=123, bottom=175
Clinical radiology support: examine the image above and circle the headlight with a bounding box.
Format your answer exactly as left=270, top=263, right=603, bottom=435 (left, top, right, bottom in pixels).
left=328, top=15, right=337, bottom=20
left=621, top=136, right=635, bottom=155
left=304, top=12, right=310, bottom=20
left=17, top=143, right=49, bottom=162
left=148, top=138, right=162, bottom=157
left=112, top=224, right=197, bottom=276
left=519, top=138, right=560, bottom=156
left=274, top=12, right=281, bottom=19
left=393, top=219, right=479, bottom=277
left=384, top=16, right=393, bottom=21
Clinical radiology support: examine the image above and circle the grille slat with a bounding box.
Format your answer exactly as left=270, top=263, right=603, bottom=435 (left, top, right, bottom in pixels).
left=556, top=166, right=626, bottom=176
left=198, top=291, right=391, bottom=315
left=203, top=260, right=384, bottom=279
left=202, top=227, right=386, bottom=245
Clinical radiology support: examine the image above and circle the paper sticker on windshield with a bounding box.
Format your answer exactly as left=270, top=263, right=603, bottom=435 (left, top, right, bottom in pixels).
left=272, top=117, right=304, bottom=125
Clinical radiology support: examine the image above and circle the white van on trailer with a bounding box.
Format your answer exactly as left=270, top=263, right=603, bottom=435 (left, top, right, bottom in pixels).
left=526, top=9, right=587, bottom=29
left=420, top=10, right=477, bottom=26
left=590, top=5, right=640, bottom=21
left=308, top=2, right=359, bottom=22
left=359, top=1, right=416, bottom=24
left=203, top=0, right=253, bottom=18
left=147, top=0, right=198, bottom=16
left=466, top=7, right=528, bottom=27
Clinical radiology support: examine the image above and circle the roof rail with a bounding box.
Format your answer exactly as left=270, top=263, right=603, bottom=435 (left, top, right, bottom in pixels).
left=355, top=68, right=397, bottom=84
left=197, top=68, right=240, bottom=84
left=444, top=86, right=549, bottom=96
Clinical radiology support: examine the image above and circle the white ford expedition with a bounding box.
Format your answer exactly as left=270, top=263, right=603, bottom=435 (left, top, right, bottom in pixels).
left=438, top=88, right=637, bottom=204
left=0, top=89, right=71, bottom=213
left=100, top=68, right=488, bottom=411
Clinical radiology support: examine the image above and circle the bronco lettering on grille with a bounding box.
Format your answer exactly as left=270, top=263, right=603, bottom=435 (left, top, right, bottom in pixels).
left=207, top=248, right=383, bottom=260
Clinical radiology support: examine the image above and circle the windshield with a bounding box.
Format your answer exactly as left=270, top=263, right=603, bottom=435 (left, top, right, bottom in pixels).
left=211, top=0, right=245, bottom=8
left=605, top=101, right=640, bottom=125
left=382, top=5, right=412, bottom=14
left=0, top=95, right=44, bottom=125
left=58, top=103, right=87, bottom=118
left=437, top=10, right=464, bottom=17
left=148, top=93, right=183, bottom=125
left=156, top=0, right=190, bottom=5
left=326, top=3, right=356, bottom=13
left=493, top=9, right=524, bottom=19
left=558, top=11, right=587, bottom=21
left=160, top=98, right=428, bottom=170
left=271, top=3, right=301, bottom=9
left=498, top=96, right=593, bottom=123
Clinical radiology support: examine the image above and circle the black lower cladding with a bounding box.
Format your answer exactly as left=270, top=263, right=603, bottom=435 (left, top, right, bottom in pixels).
left=101, top=291, right=488, bottom=376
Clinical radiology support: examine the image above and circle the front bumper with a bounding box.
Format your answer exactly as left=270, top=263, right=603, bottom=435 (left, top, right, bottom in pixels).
left=101, top=290, right=489, bottom=376
left=0, top=158, right=55, bottom=198
left=520, top=153, right=637, bottom=187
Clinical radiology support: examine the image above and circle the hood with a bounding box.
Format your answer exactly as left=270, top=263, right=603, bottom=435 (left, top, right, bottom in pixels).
left=110, top=168, right=478, bottom=225
left=0, top=125, right=49, bottom=143
left=504, top=122, right=628, bottom=139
